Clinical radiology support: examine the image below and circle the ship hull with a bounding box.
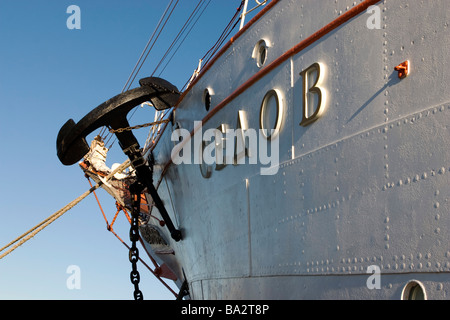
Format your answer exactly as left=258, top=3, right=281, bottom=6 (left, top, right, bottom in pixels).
left=144, top=0, right=450, bottom=299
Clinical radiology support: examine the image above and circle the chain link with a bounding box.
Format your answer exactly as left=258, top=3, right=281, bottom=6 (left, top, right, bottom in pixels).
left=129, top=182, right=144, bottom=300
left=109, top=119, right=170, bottom=134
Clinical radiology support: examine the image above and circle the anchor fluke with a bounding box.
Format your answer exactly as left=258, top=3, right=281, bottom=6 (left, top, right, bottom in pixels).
left=57, top=119, right=90, bottom=166
left=139, top=77, right=180, bottom=111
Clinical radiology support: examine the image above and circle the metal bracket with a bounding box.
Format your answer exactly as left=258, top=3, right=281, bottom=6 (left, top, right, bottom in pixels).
left=395, top=60, right=410, bottom=79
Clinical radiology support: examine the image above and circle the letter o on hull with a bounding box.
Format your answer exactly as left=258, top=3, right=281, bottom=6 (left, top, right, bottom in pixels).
left=259, top=89, right=284, bottom=140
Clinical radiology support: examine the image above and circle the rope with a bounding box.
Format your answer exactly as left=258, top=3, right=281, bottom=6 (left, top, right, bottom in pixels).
left=121, top=0, right=177, bottom=94
left=152, top=0, right=212, bottom=78
left=0, top=159, right=131, bottom=260
left=125, top=0, right=180, bottom=93
left=180, top=1, right=245, bottom=91
left=99, top=0, right=179, bottom=141
left=155, top=0, right=212, bottom=78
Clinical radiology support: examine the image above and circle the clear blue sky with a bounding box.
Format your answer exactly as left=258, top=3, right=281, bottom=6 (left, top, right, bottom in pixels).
left=0, top=0, right=246, bottom=300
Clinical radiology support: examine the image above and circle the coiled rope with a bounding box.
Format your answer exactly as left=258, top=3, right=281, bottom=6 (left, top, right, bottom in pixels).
left=0, top=159, right=131, bottom=260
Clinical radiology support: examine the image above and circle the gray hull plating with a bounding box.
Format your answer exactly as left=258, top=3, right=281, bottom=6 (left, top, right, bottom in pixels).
left=144, top=0, right=450, bottom=299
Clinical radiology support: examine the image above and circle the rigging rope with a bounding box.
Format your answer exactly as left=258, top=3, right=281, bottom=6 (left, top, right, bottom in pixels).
left=102, top=0, right=179, bottom=149
left=180, top=1, right=245, bottom=91
left=155, top=0, right=213, bottom=78
left=0, top=160, right=131, bottom=260
left=151, top=0, right=212, bottom=77
left=201, top=1, right=244, bottom=65
left=99, top=0, right=180, bottom=140
left=121, top=0, right=178, bottom=94
left=124, top=0, right=180, bottom=93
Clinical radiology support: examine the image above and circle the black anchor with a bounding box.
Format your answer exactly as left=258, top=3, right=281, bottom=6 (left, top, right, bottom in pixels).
left=56, top=77, right=182, bottom=241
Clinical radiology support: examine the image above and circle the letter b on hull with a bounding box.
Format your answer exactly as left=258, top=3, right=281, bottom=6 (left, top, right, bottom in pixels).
left=300, top=62, right=327, bottom=127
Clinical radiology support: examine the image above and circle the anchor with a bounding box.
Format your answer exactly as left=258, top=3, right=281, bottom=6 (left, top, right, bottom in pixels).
left=56, top=77, right=182, bottom=241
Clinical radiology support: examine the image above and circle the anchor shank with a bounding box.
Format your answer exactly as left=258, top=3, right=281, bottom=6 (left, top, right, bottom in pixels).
left=112, top=119, right=182, bottom=242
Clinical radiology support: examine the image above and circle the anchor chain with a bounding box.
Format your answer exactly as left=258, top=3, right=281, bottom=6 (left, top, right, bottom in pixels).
left=109, top=119, right=170, bottom=134
left=129, top=181, right=144, bottom=300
